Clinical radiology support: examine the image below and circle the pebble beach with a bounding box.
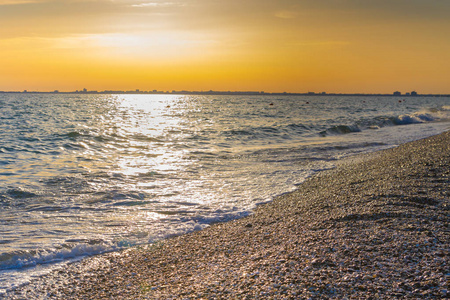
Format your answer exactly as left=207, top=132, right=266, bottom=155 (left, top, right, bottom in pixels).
left=5, top=131, right=449, bottom=299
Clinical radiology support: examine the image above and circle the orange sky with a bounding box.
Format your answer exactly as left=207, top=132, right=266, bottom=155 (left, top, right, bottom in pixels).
left=1, top=0, right=449, bottom=93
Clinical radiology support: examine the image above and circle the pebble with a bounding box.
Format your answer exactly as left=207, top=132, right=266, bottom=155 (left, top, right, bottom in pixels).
left=4, top=131, right=450, bottom=299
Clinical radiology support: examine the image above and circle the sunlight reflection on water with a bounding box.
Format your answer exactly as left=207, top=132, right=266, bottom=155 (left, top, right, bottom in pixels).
left=0, top=93, right=449, bottom=292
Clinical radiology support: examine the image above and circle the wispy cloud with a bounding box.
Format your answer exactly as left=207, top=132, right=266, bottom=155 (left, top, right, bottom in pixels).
left=131, top=2, right=183, bottom=8
left=0, top=0, right=42, bottom=5
left=275, top=10, right=298, bottom=19
left=292, top=40, right=351, bottom=47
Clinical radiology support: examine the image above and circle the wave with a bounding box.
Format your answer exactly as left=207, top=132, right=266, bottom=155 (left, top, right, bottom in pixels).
left=57, top=131, right=164, bottom=150
left=219, top=107, right=449, bottom=140
left=4, top=188, right=38, bottom=199
left=321, top=125, right=361, bottom=136
left=392, top=112, right=436, bottom=125
left=0, top=241, right=118, bottom=271
left=220, top=124, right=308, bottom=140
left=320, top=108, right=448, bottom=136
left=0, top=207, right=250, bottom=273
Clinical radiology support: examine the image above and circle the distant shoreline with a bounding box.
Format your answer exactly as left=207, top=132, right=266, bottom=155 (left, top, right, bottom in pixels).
left=1, top=91, right=450, bottom=97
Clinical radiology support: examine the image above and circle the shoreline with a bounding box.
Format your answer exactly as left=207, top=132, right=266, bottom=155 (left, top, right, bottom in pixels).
left=6, top=131, right=450, bottom=299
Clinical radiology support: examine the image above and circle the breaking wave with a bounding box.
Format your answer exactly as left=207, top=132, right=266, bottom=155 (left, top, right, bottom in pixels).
left=320, top=108, right=448, bottom=136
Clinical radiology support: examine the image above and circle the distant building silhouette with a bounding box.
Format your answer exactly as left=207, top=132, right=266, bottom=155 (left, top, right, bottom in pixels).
left=393, top=91, right=401, bottom=96
left=411, top=91, right=418, bottom=96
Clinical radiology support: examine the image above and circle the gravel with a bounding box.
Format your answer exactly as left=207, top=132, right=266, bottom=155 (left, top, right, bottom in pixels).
left=5, top=131, right=449, bottom=299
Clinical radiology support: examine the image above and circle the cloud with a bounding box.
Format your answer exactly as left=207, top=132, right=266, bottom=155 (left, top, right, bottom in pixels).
left=293, top=40, right=351, bottom=47
left=131, top=2, right=183, bottom=8
left=275, top=10, right=298, bottom=19
left=1, top=0, right=448, bottom=45
left=0, top=0, right=43, bottom=5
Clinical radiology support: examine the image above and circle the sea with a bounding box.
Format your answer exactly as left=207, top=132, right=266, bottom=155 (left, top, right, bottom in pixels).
left=1, top=93, right=449, bottom=293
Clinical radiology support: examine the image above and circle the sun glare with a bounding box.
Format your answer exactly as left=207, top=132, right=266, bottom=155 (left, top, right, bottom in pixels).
left=0, top=0, right=449, bottom=93
left=52, top=32, right=217, bottom=62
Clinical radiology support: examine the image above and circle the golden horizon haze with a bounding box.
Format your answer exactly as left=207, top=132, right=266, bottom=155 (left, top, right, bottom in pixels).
left=0, top=0, right=449, bottom=94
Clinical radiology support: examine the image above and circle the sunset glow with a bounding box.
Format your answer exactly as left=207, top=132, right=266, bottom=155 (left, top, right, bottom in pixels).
left=1, top=0, right=449, bottom=93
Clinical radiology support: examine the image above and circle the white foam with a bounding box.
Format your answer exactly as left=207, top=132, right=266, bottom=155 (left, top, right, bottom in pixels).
left=395, top=111, right=439, bottom=125
left=0, top=242, right=119, bottom=271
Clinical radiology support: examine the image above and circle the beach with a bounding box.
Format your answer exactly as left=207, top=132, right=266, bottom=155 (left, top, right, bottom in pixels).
left=5, top=131, right=449, bottom=299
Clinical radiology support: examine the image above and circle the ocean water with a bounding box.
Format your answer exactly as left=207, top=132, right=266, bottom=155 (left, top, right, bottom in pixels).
left=0, top=93, right=449, bottom=293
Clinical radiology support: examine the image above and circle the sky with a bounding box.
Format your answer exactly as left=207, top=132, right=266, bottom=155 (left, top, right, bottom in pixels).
left=0, top=0, right=449, bottom=93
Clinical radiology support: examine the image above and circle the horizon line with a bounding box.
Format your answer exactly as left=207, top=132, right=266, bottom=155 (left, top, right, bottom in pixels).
left=1, top=90, right=450, bottom=97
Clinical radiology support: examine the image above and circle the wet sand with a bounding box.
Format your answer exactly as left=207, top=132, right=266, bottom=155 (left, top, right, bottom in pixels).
left=6, top=131, right=449, bottom=299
